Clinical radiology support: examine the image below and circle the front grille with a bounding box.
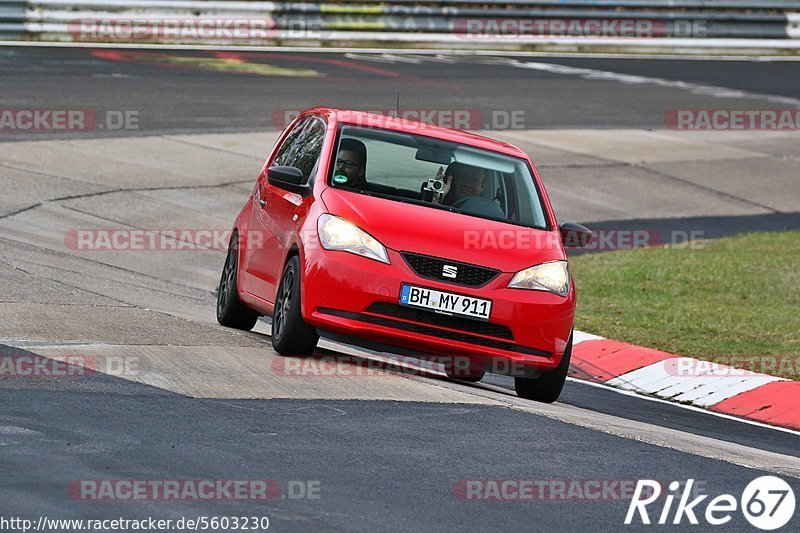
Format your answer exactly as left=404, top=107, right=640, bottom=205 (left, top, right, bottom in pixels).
left=366, top=302, right=513, bottom=340
left=401, top=252, right=500, bottom=287
left=317, top=307, right=549, bottom=357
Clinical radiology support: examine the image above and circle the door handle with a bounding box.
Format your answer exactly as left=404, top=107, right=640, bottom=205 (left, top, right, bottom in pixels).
left=259, top=199, right=266, bottom=207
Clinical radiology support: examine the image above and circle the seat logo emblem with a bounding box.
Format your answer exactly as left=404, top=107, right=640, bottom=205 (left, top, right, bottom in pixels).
left=442, top=265, right=458, bottom=278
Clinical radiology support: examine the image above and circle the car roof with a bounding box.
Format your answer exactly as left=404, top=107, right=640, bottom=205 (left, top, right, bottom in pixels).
left=300, top=106, right=529, bottom=159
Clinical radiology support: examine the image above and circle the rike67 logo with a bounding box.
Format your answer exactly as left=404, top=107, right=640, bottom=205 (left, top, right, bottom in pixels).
left=626, top=477, right=795, bottom=530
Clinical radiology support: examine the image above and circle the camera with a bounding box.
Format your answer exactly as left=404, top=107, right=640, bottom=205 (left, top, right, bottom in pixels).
left=425, top=177, right=445, bottom=193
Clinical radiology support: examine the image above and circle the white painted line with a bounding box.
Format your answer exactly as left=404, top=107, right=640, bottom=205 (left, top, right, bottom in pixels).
left=566, top=376, right=800, bottom=437
left=2, top=40, right=800, bottom=61
left=9, top=32, right=800, bottom=47
left=508, top=59, right=800, bottom=106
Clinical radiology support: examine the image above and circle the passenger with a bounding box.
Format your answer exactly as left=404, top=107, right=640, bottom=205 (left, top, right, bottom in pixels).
left=435, top=162, right=505, bottom=219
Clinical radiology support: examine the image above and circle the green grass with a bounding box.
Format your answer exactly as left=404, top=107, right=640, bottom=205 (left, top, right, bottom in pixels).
left=570, top=231, right=800, bottom=380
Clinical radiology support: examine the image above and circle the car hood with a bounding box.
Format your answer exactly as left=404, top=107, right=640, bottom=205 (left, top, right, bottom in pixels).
left=320, top=188, right=565, bottom=273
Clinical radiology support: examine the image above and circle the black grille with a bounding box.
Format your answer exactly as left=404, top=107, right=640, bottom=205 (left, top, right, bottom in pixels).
left=317, top=307, right=549, bottom=357
left=366, top=302, right=513, bottom=340
left=401, top=252, right=500, bottom=287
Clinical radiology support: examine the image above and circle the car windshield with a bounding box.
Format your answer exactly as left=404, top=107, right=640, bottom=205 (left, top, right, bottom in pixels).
left=328, top=125, right=550, bottom=229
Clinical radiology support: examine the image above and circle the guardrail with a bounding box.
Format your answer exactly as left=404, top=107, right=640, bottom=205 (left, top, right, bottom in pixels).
left=2, top=0, right=798, bottom=46
left=0, top=0, right=24, bottom=39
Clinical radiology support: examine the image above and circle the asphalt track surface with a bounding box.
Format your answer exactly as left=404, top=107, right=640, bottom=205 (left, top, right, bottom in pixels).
left=1, top=46, right=799, bottom=532
left=3, top=46, right=800, bottom=139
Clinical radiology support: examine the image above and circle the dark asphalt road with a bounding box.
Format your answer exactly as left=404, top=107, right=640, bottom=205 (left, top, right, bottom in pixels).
left=1, top=46, right=799, bottom=139
left=569, top=212, right=800, bottom=256
left=1, top=348, right=798, bottom=533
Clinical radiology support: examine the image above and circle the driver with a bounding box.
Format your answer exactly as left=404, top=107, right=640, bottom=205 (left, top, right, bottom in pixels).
left=333, top=138, right=367, bottom=189
left=435, top=162, right=505, bottom=219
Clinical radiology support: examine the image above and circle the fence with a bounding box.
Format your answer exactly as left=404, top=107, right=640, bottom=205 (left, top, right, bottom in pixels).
left=1, top=0, right=798, bottom=45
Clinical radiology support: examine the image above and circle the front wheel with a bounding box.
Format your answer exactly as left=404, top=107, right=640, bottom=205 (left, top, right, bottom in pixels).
left=514, top=333, right=572, bottom=403
left=216, top=234, right=258, bottom=331
left=271, top=255, right=319, bottom=356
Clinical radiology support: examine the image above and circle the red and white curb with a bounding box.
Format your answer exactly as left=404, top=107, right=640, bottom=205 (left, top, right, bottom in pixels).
left=570, top=331, right=800, bottom=431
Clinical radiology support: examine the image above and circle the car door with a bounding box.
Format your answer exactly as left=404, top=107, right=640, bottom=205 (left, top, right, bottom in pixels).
left=245, top=115, right=326, bottom=304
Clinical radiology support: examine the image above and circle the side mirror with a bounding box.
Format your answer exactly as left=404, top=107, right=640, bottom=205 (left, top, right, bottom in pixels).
left=267, top=166, right=310, bottom=196
left=559, top=222, right=593, bottom=248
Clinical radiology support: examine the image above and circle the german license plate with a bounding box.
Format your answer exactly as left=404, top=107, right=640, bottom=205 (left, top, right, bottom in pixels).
left=399, top=283, right=492, bottom=321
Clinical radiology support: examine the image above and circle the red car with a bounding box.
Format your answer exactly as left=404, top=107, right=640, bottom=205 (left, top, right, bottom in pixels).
left=217, top=107, right=591, bottom=402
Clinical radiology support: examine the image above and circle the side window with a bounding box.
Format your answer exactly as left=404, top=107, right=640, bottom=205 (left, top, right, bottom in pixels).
left=272, top=117, right=310, bottom=167
left=271, top=117, right=326, bottom=185
left=291, top=119, right=325, bottom=185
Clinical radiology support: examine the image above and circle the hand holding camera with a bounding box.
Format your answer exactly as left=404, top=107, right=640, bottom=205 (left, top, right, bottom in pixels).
left=425, top=167, right=452, bottom=203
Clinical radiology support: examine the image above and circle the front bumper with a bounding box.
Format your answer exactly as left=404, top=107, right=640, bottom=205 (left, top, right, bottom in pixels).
left=301, top=245, right=575, bottom=373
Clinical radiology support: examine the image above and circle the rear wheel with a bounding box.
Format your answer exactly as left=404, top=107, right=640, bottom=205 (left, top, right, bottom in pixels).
left=514, top=333, right=572, bottom=403
left=216, top=234, right=258, bottom=331
left=272, top=255, right=319, bottom=356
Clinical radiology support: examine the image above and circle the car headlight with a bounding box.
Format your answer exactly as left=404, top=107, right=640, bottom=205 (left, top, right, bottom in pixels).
left=507, top=260, right=570, bottom=297
left=318, top=214, right=390, bottom=264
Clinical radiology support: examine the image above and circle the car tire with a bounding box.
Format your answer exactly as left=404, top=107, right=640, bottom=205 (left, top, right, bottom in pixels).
left=271, top=255, right=319, bottom=356
left=514, top=332, right=572, bottom=403
left=216, top=234, right=259, bottom=331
